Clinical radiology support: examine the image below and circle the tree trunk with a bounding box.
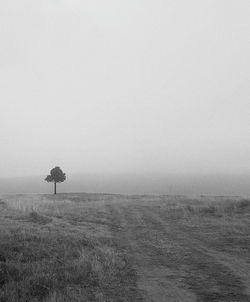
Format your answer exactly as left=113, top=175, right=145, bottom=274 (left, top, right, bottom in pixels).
left=54, top=181, right=57, bottom=195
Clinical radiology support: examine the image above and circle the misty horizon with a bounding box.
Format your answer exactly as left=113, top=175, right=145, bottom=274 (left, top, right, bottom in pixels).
left=1, top=1, right=249, bottom=195
left=0, top=172, right=250, bottom=196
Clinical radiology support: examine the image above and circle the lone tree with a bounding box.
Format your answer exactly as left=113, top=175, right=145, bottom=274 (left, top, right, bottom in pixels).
left=45, top=166, right=66, bottom=194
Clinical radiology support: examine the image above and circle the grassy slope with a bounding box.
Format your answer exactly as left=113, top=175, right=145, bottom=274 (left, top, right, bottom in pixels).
left=0, top=194, right=249, bottom=302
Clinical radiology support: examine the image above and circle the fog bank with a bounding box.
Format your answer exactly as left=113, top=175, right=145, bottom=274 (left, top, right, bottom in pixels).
left=0, top=173, right=249, bottom=196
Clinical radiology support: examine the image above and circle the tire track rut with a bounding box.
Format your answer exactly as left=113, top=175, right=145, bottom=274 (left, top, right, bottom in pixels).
left=105, top=200, right=250, bottom=302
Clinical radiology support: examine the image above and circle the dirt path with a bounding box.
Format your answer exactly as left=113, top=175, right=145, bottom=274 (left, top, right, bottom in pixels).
left=103, top=198, right=250, bottom=302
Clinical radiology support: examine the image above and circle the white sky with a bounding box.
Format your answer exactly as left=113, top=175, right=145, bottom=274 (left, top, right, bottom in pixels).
left=0, top=0, right=250, bottom=177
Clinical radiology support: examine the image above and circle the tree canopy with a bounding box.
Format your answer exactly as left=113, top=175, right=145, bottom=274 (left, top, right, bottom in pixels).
left=45, top=166, right=66, bottom=194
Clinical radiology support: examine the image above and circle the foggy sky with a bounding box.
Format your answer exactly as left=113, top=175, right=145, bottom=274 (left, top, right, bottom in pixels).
left=0, top=0, right=250, bottom=178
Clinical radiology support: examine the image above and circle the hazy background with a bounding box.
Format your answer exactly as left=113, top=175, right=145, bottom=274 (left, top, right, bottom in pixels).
left=0, top=1, right=249, bottom=194
left=1, top=173, right=250, bottom=196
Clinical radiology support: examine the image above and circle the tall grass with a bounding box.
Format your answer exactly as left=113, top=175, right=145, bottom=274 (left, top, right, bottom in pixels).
left=0, top=194, right=140, bottom=302
left=184, top=198, right=250, bottom=216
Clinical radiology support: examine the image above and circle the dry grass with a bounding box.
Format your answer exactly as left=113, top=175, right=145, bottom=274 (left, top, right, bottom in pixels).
left=183, top=198, right=250, bottom=216
left=107, top=195, right=250, bottom=301
left=0, top=193, right=249, bottom=301
left=0, top=194, right=141, bottom=302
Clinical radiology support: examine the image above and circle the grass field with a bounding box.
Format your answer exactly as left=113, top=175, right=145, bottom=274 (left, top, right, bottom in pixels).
left=0, top=193, right=249, bottom=302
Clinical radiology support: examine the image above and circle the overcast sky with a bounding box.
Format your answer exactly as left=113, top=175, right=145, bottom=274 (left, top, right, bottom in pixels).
left=0, top=0, right=249, bottom=177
